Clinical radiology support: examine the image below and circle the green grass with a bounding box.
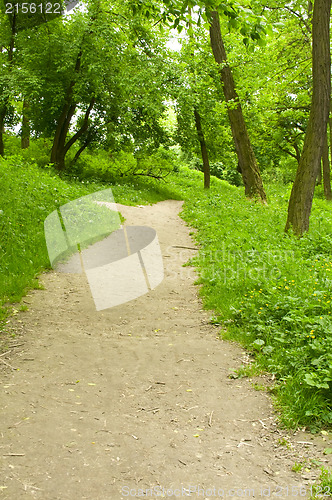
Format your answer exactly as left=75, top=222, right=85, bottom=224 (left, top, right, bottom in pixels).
left=1, top=152, right=332, bottom=430
left=309, top=467, right=332, bottom=499
left=0, top=155, right=180, bottom=323
left=179, top=175, right=332, bottom=430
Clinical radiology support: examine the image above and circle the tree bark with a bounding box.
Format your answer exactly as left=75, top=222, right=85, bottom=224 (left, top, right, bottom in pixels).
left=285, top=0, right=331, bottom=235
left=21, top=99, right=30, bottom=149
left=71, top=140, right=90, bottom=166
left=209, top=11, right=267, bottom=202
left=50, top=102, right=77, bottom=171
left=194, top=107, right=210, bottom=189
left=0, top=109, right=5, bottom=157
left=64, top=97, right=95, bottom=156
left=188, top=8, right=211, bottom=189
left=322, top=132, right=332, bottom=200
left=0, top=13, right=16, bottom=156
left=316, top=163, right=322, bottom=185
left=50, top=51, right=82, bottom=170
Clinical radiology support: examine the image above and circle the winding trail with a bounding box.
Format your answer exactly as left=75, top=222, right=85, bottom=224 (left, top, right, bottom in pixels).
left=1, top=200, right=331, bottom=499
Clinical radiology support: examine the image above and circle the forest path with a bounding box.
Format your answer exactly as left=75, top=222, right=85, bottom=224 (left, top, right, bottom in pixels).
left=1, top=200, right=331, bottom=499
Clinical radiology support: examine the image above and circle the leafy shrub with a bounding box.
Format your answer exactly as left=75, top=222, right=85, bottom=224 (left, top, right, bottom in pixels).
left=188, top=157, right=242, bottom=186
left=4, top=135, right=52, bottom=168
left=72, top=147, right=176, bottom=181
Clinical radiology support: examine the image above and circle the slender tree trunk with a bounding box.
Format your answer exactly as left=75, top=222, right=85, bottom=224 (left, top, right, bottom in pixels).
left=21, top=99, right=30, bottom=149
left=71, top=142, right=89, bottom=166
left=316, top=164, right=322, bottom=185
left=0, top=109, right=5, bottom=157
left=322, top=132, right=332, bottom=200
left=187, top=8, right=211, bottom=189
left=194, top=108, right=210, bottom=189
left=209, top=11, right=267, bottom=203
left=51, top=97, right=95, bottom=170
left=64, top=97, right=95, bottom=156
left=294, top=143, right=301, bottom=164
left=285, top=0, right=331, bottom=235
left=0, top=13, right=16, bottom=157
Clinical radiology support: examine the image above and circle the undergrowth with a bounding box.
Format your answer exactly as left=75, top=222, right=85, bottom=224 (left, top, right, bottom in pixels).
left=0, top=155, right=179, bottom=325
left=180, top=178, right=332, bottom=431
left=1, top=150, right=332, bottom=430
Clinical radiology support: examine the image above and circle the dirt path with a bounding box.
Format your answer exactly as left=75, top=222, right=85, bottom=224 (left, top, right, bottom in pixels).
left=1, top=200, right=331, bottom=499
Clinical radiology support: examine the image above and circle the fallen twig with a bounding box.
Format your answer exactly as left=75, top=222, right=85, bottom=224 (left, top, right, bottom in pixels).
left=0, top=358, right=17, bottom=370
left=3, top=453, right=25, bottom=456
left=171, top=246, right=198, bottom=250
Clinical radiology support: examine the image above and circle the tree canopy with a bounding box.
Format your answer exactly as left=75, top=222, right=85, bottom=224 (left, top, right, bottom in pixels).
left=0, top=0, right=331, bottom=232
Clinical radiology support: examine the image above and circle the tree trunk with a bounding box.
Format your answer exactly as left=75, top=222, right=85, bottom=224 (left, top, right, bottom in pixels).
left=0, top=13, right=16, bottom=156
left=294, top=143, right=301, bottom=164
left=51, top=97, right=95, bottom=171
left=0, top=108, right=5, bottom=157
left=63, top=97, right=95, bottom=156
left=285, top=0, right=331, bottom=235
left=50, top=105, right=76, bottom=170
left=71, top=142, right=89, bottom=166
left=322, top=132, right=332, bottom=200
left=194, top=107, right=210, bottom=189
left=209, top=11, right=267, bottom=203
left=21, top=99, right=30, bottom=149
left=50, top=51, right=82, bottom=170
left=316, top=164, right=322, bottom=185
left=187, top=8, right=211, bottom=189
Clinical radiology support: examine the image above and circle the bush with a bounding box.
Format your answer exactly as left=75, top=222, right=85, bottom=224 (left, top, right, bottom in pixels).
left=3, top=135, right=52, bottom=168
left=187, top=156, right=242, bottom=187
left=72, top=147, right=176, bottom=182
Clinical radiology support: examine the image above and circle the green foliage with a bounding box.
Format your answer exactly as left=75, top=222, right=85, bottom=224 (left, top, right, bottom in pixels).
left=4, top=134, right=52, bottom=167
left=0, top=152, right=180, bottom=326
left=1, top=152, right=332, bottom=430
left=70, top=147, right=177, bottom=182
left=188, top=156, right=242, bottom=186
left=207, top=160, right=242, bottom=186
left=310, top=467, right=332, bottom=500
left=181, top=181, right=332, bottom=429
left=0, top=155, right=103, bottom=306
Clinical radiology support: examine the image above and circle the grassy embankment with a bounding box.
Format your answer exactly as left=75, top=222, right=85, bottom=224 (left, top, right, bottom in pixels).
left=1, top=155, right=332, bottom=436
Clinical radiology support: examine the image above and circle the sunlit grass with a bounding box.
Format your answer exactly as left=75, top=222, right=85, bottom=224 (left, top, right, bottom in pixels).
left=1, top=152, right=331, bottom=429
left=180, top=176, right=332, bottom=430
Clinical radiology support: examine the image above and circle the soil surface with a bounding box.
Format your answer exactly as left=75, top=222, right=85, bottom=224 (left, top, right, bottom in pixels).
left=1, top=200, right=331, bottom=499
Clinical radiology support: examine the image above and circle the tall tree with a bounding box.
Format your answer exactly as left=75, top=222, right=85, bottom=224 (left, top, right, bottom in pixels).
left=21, top=99, right=30, bottom=149
left=193, top=107, right=210, bottom=188
left=208, top=10, right=267, bottom=202
left=322, top=132, right=332, bottom=200
left=188, top=10, right=210, bottom=189
left=285, top=0, right=331, bottom=235
left=0, top=9, right=15, bottom=156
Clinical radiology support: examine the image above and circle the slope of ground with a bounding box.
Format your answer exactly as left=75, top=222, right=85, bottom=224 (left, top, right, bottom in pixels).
left=0, top=200, right=331, bottom=499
